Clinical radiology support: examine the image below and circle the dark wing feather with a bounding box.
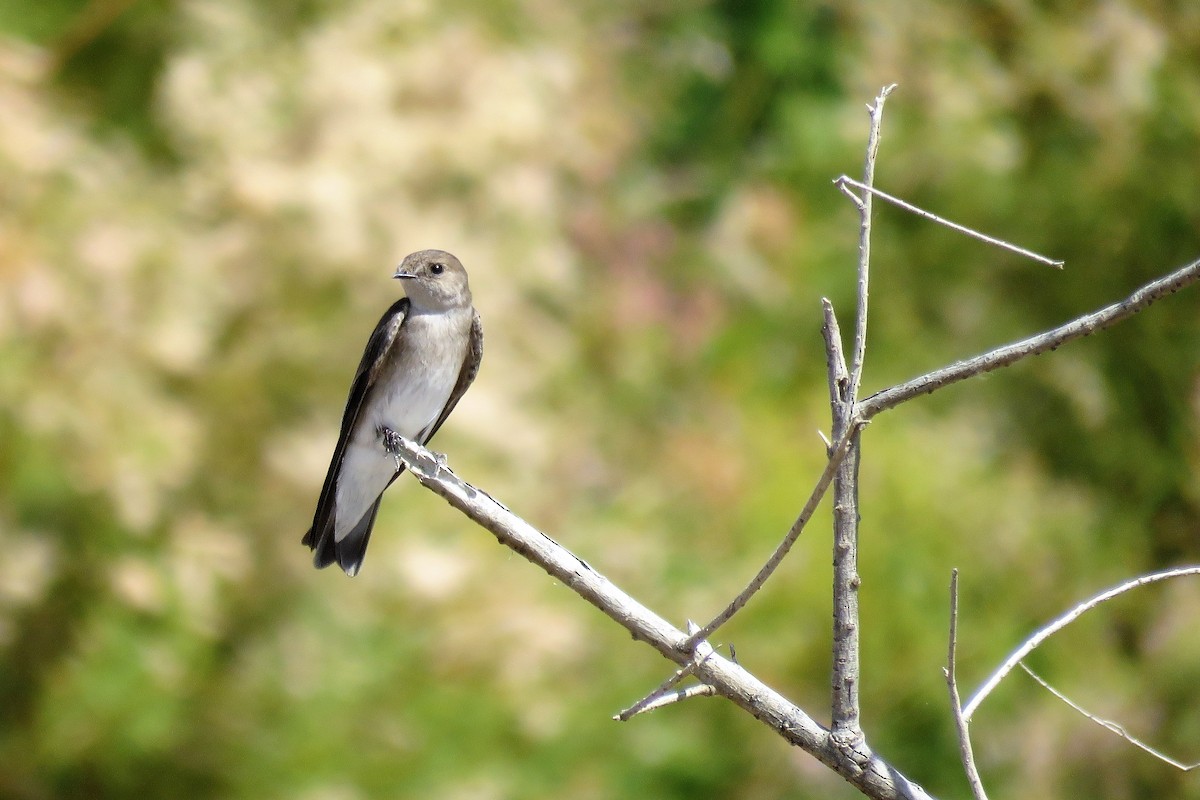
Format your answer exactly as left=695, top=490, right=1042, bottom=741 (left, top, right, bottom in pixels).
left=302, top=298, right=409, bottom=567
left=420, top=310, right=483, bottom=445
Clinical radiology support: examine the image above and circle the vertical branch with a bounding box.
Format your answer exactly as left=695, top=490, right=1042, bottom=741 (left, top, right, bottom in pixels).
left=830, top=84, right=894, bottom=739
left=829, top=407, right=863, bottom=735
left=824, top=301, right=857, bottom=735
left=947, top=570, right=989, bottom=800
left=847, top=84, right=896, bottom=400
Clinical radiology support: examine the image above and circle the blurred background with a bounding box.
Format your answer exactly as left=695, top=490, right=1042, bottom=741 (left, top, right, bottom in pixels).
left=1, top=1, right=1198, bottom=798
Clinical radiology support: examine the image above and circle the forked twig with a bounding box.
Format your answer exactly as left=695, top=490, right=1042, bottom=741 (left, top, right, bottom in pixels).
left=615, top=660, right=699, bottom=721
left=617, top=623, right=715, bottom=721
left=964, top=565, right=1200, bottom=721
left=380, top=430, right=936, bottom=800
left=834, top=177, right=1064, bottom=269
left=617, top=682, right=718, bottom=718
left=828, top=85, right=896, bottom=737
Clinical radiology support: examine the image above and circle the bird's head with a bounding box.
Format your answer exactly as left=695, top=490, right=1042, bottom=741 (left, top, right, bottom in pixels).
left=393, top=250, right=472, bottom=311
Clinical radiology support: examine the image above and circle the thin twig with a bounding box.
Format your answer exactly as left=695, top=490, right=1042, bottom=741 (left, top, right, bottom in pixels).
left=946, top=570, right=989, bottom=800
left=683, top=424, right=859, bottom=650
left=1020, top=664, right=1200, bottom=771
left=616, top=683, right=719, bottom=718
left=835, top=177, right=1064, bottom=269
left=858, top=257, right=1200, bottom=422
left=837, top=179, right=867, bottom=212
left=847, top=83, right=895, bottom=401
left=614, top=660, right=699, bottom=721
left=963, top=565, right=1200, bottom=721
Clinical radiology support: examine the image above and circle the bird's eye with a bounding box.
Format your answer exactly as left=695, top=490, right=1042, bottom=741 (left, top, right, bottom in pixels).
left=430, top=263, right=445, bottom=275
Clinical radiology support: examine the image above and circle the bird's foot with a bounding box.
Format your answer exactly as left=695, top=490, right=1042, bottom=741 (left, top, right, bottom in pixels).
left=379, top=426, right=404, bottom=455
left=378, top=426, right=446, bottom=478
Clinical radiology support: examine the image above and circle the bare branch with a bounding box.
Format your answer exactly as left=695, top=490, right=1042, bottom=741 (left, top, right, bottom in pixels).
left=946, top=570, right=989, bottom=800
left=350, top=80, right=1200, bottom=799
left=682, top=423, right=859, bottom=650
left=964, top=565, right=1200, bottom=721
left=847, top=83, right=895, bottom=401
left=834, top=177, right=1064, bottom=269
left=829, top=83, right=895, bottom=736
left=1021, top=664, right=1200, bottom=771
left=681, top=299, right=867, bottom=652
left=829, top=395, right=863, bottom=733
left=837, top=178, right=867, bottom=212
left=858, top=257, right=1200, bottom=421
left=382, top=430, right=937, bottom=800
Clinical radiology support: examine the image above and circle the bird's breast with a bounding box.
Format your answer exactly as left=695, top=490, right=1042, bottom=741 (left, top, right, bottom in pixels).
left=366, top=308, right=471, bottom=442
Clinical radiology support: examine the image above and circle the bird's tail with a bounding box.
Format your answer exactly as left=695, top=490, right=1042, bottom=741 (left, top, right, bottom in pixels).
left=301, top=497, right=381, bottom=577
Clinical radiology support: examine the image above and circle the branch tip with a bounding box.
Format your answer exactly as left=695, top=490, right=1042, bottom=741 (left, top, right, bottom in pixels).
left=1021, top=663, right=1200, bottom=772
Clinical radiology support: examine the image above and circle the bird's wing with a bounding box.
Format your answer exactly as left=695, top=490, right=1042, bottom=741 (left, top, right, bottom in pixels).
left=421, top=309, right=483, bottom=445
left=303, top=298, right=409, bottom=557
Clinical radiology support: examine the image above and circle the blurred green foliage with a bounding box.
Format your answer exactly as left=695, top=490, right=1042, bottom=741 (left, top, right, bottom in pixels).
left=1, top=1, right=1198, bottom=798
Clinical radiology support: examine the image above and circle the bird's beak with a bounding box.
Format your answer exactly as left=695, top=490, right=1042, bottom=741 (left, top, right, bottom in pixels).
left=393, top=270, right=417, bottom=280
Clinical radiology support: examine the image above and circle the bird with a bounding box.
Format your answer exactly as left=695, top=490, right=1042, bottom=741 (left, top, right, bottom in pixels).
left=302, top=249, right=483, bottom=576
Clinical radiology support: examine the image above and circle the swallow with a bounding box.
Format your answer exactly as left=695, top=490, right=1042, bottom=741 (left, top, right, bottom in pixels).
left=303, top=249, right=482, bottom=576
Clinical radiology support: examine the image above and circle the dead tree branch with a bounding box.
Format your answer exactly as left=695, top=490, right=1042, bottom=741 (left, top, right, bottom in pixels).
left=366, top=84, right=1200, bottom=798
left=381, top=430, right=936, bottom=800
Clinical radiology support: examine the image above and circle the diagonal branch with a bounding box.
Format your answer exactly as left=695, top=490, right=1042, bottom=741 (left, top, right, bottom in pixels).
left=682, top=423, right=858, bottom=650
left=858, top=257, right=1200, bottom=421
left=380, top=430, right=938, bottom=800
